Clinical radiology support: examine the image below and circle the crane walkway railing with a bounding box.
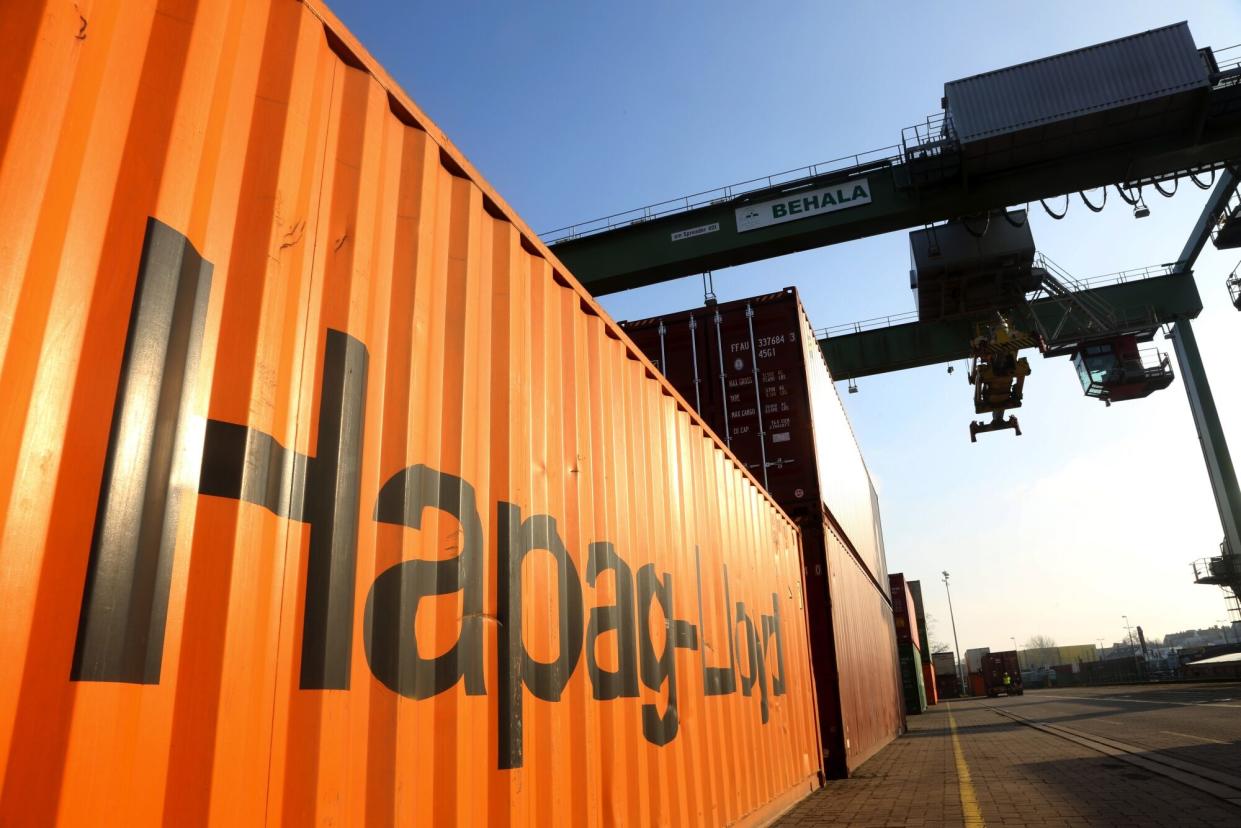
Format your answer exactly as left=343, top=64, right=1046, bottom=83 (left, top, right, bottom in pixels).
left=1212, top=42, right=1241, bottom=86
left=540, top=146, right=903, bottom=244
left=815, top=260, right=1179, bottom=340
left=542, top=40, right=1238, bottom=247
left=1031, top=253, right=1117, bottom=340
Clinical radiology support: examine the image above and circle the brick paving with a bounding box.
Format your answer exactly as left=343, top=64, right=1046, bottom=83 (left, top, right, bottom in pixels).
left=775, top=698, right=1241, bottom=827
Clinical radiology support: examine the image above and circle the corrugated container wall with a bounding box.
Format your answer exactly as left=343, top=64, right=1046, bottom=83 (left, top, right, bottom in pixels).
left=932, top=651, right=957, bottom=678
left=619, top=289, right=888, bottom=587
left=945, top=22, right=1209, bottom=143
left=0, top=2, right=823, bottom=825
left=1020, top=644, right=1100, bottom=671
left=965, top=647, right=991, bottom=674
left=889, top=574, right=921, bottom=651
left=1059, top=644, right=1102, bottom=665
left=921, top=663, right=938, bottom=706
left=944, top=22, right=1212, bottom=179
left=907, top=580, right=932, bottom=666
left=818, top=520, right=905, bottom=770
left=982, top=652, right=1022, bottom=690
left=897, top=643, right=927, bottom=715
left=619, top=289, right=902, bottom=777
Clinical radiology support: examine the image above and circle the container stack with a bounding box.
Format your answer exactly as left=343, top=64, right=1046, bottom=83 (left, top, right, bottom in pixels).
left=922, top=660, right=940, bottom=706
left=0, top=2, right=830, bottom=822
left=907, top=581, right=937, bottom=705
left=933, top=651, right=961, bottom=698
left=890, top=574, right=928, bottom=715
left=965, top=647, right=992, bottom=697
left=621, top=288, right=905, bottom=777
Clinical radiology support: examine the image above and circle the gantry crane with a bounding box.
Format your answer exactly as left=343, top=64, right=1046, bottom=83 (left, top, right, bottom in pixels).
left=546, top=24, right=1241, bottom=296
left=542, top=23, right=1241, bottom=622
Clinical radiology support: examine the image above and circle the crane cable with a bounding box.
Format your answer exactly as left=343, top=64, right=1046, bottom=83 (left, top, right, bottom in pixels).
left=1115, top=184, right=1140, bottom=206
left=1154, top=177, right=1178, bottom=197
left=1191, top=168, right=1217, bottom=190
left=1003, top=207, right=1028, bottom=228
left=961, top=212, right=991, bottom=238
left=1079, top=186, right=1106, bottom=213
left=1040, top=194, right=1069, bottom=220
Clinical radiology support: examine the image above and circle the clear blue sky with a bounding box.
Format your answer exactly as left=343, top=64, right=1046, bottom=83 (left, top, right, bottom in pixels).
left=334, top=1, right=1241, bottom=651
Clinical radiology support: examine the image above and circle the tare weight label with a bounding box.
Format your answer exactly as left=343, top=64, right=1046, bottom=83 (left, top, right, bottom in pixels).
left=735, top=178, right=871, bottom=232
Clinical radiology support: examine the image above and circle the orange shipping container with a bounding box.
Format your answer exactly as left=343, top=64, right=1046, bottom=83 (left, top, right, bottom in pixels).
left=0, top=1, right=823, bottom=825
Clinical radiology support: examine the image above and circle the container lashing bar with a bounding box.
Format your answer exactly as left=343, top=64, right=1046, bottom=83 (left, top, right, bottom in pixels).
left=713, top=308, right=731, bottom=448
left=744, top=304, right=770, bottom=490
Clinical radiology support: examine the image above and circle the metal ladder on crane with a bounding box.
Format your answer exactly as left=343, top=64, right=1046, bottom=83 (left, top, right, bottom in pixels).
left=1029, top=253, right=1119, bottom=344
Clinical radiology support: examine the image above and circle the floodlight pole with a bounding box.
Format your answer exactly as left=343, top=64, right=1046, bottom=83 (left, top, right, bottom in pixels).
left=943, top=571, right=964, bottom=695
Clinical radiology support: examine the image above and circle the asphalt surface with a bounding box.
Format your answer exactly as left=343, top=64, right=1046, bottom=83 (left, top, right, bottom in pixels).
left=777, top=687, right=1241, bottom=827
left=982, top=682, right=1241, bottom=774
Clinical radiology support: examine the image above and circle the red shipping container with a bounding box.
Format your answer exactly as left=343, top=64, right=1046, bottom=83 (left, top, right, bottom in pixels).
left=619, top=289, right=888, bottom=586
left=922, top=662, right=939, bottom=705
left=889, top=573, right=922, bottom=651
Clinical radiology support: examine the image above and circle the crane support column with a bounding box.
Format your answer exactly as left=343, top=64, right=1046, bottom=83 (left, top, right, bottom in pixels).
left=1169, top=316, right=1241, bottom=559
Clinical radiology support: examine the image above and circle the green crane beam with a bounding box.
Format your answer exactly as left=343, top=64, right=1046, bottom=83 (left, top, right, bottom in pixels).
left=817, top=272, right=1203, bottom=379
left=550, top=129, right=1241, bottom=296
left=547, top=33, right=1241, bottom=297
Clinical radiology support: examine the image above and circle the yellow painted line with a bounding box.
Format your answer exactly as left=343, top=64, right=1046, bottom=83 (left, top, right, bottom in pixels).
left=947, top=704, right=986, bottom=827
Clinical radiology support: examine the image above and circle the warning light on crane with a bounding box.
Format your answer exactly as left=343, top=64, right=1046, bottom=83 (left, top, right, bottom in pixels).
left=1071, top=334, right=1175, bottom=405
left=967, top=315, right=1038, bottom=442
left=1228, top=263, right=1241, bottom=311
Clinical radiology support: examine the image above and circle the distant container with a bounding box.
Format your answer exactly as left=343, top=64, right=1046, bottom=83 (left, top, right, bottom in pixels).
left=898, top=642, right=928, bottom=715
left=908, top=579, right=926, bottom=620
left=889, top=574, right=922, bottom=651
left=0, top=2, right=823, bottom=825
left=1020, top=644, right=1101, bottom=671
left=922, top=662, right=939, bottom=706
left=1058, top=644, right=1101, bottom=666
left=982, top=651, right=1025, bottom=696
left=907, top=580, right=933, bottom=665
left=944, top=22, right=1211, bottom=175
left=933, top=651, right=958, bottom=678
left=1185, top=652, right=1241, bottom=680
left=620, top=288, right=888, bottom=586
left=937, top=673, right=962, bottom=699
left=965, top=647, right=992, bottom=674
left=968, top=672, right=989, bottom=697
left=621, top=289, right=902, bottom=777
left=814, top=519, right=907, bottom=774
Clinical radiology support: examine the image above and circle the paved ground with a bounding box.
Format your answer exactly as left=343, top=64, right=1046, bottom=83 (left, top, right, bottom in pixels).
left=988, top=683, right=1241, bottom=774
left=776, top=684, right=1241, bottom=827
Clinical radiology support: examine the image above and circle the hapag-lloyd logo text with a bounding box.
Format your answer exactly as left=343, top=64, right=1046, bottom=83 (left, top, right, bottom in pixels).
left=72, top=218, right=794, bottom=768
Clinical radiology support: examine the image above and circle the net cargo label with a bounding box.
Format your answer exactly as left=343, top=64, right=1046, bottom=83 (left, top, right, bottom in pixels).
left=735, top=178, right=871, bottom=232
